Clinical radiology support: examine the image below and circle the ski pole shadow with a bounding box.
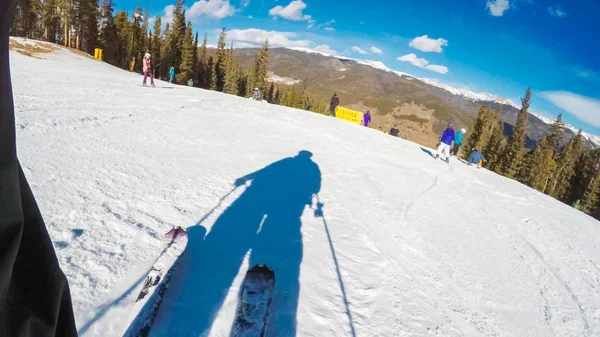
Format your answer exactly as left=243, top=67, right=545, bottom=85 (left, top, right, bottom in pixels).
left=314, top=198, right=357, bottom=337
left=420, top=147, right=435, bottom=158
left=151, top=150, right=322, bottom=337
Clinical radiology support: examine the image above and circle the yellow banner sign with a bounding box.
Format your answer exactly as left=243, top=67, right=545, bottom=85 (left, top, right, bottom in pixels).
left=335, top=107, right=363, bottom=125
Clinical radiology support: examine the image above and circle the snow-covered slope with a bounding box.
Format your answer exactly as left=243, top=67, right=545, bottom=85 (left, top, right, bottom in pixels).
left=11, top=38, right=600, bottom=337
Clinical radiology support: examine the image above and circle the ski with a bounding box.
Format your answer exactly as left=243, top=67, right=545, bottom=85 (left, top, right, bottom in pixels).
left=122, top=226, right=188, bottom=337
left=231, top=264, right=276, bottom=337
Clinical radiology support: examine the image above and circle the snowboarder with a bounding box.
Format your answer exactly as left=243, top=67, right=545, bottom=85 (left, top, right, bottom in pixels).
left=389, top=123, right=400, bottom=137
left=468, top=148, right=487, bottom=168
left=435, top=123, right=455, bottom=162
left=451, top=128, right=466, bottom=156
left=187, top=78, right=193, bottom=87
left=142, top=53, right=155, bottom=87
left=0, top=6, right=78, bottom=336
left=573, top=199, right=581, bottom=210
left=252, top=87, right=261, bottom=101
left=329, top=92, right=339, bottom=117
left=363, top=110, right=372, bottom=127
left=169, top=65, right=175, bottom=84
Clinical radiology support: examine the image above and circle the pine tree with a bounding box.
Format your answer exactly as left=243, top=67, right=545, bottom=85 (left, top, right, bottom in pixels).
left=150, top=17, right=162, bottom=77
left=170, top=0, right=186, bottom=72
left=98, top=0, right=119, bottom=65
left=267, top=82, right=275, bottom=103
left=462, top=103, right=491, bottom=159
left=547, top=113, right=565, bottom=153
left=249, top=40, right=269, bottom=96
left=161, top=23, right=174, bottom=80
left=517, top=138, right=556, bottom=192
left=499, top=87, right=531, bottom=177
left=191, top=32, right=199, bottom=87
left=483, top=106, right=505, bottom=172
left=581, top=167, right=600, bottom=213
left=42, top=0, right=60, bottom=42
left=547, top=130, right=584, bottom=199
left=113, top=10, right=131, bottom=69
left=224, top=45, right=240, bottom=95
left=177, top=22, right=195, bottom=83
left=212, top=28, right=228, bottom=92
left=274, top=87, right=281, bottom=104
left=196, top=33, right=209, bottom=88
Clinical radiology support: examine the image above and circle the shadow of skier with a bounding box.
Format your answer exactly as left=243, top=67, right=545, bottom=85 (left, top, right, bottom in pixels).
left=152, top=150, right=321, bottom=337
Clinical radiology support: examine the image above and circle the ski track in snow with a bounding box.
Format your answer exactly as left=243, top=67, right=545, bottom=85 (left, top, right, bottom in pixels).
left=10, top=38, right=600, bottom=337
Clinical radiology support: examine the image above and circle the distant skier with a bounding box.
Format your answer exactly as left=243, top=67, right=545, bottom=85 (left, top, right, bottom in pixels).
left=573, top=199, right=581, bottom=210
left=252, top=87, right=261, bottom=101
left=468, top=148, right=487, bottom=168
left=142, top=53, right=155, bottom=87
left=169, top=65, right=175, bottom=84
left=329, top=92, right=339, bottom=117
left=435, top=123, right=455, bottom=163
left=187, top=78, right=193, bottom=87
left=389, top=123, right=400, bottom=137
left=451, top=128, right=466, bottom=156
left=363, top=110, right=371, bottom=127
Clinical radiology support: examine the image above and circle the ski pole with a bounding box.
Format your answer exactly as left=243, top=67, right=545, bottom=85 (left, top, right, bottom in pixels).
left=194, top=184, right=242, bottom=226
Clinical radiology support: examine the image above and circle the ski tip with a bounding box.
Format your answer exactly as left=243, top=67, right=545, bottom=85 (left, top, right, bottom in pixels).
left=248, top=263, right=274, bottom=272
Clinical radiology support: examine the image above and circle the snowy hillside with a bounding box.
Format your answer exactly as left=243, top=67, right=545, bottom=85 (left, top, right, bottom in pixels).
left=10, top=38, right=600, bottom=337
left=285, top=47, right=600, bottom=148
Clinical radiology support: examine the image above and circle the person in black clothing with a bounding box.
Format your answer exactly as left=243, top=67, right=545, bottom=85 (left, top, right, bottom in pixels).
left=0, top=5, right=78, bottom=337
left=389, top=123, right=400, bottom=137
left=329, top=92, right=339, bottom=117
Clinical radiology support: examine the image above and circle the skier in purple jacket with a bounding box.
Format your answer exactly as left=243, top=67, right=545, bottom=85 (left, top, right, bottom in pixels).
left=435, top=123, right=455, bottom=163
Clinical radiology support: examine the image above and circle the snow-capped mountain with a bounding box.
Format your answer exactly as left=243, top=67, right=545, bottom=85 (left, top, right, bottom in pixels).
left=285, top=47, right=600, bottom=148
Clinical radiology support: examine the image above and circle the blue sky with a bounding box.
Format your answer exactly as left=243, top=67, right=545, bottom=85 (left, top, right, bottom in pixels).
left=117, top=0, right=600, bottom=134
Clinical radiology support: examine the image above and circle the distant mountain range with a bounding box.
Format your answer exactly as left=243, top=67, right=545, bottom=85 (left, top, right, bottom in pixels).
left=233, top=47, right=599, bottom=149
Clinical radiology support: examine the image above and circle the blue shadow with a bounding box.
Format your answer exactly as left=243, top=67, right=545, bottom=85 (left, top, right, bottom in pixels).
left=420, top=147, right=435, bottom=158
left=153, top=151, right=321, bottom=337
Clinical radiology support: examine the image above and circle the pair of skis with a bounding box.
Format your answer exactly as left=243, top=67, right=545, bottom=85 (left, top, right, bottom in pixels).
left=123, top=226, right=275, bottom=337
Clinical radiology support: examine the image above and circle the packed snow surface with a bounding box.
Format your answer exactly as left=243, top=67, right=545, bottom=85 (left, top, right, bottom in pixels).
left=10, top=38, right=600, bottom=337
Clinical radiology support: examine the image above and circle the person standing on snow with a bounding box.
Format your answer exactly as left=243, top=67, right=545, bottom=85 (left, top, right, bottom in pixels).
left=363, top=110, right=372, bottom=127
left=435, top=123, right=455, bottom=162
left=389, top=123, right=400, bottom=137
left=142, top=53, right=155, bottom=87
left=451, top=128, right=467, bottom=156
left=573, top=199, right=582, bottom=210
left=329, top=92, right=339, bottom=117
left=468, top=148, right=487, bottom=168
left=252, top=87, right=261, bottom=101
left=169, top=65, right=175, bottom=84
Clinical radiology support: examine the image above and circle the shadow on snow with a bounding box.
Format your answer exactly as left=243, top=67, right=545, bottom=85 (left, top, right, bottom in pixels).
left=154, top=150, right=322, bottom=337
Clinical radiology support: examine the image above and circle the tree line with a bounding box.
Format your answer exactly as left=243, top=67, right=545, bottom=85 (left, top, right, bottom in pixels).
left=464, top=87, right=600, bottom=218
left=11, top=0, right=328, bottom=113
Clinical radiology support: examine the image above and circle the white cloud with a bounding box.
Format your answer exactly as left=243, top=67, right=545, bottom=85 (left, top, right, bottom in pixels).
left=397, top=53, right=448, bottom=74
left=227, top=28, right=312, bottom=48
left=352, top=46, right=368, bottom=55
left=574, top=67, right=600, bottom=83
left=161, top=4, right=175, bottom=24
left=370, top=46, right=383, bottom=54
left=188, top=0, right=236, bottom=19
left=269, top=0, right=312, bottom=21
left=542, top=91, right=600, bottom=128
left=313, top=45, right=338, bottom=55
left=409, top=35, right=448, bottom=53
left=324, top=27, right=335, bottom=32
left=160, top=0, right=235, bottom=24
left=240, top=0, right=251, bottom=8
left=548, top=6, right=567, bottom=17
left=487, top=0, right=510, bottom=16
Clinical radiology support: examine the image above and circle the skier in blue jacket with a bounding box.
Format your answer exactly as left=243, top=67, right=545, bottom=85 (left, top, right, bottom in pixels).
left=468, top=148, right=487, bottom=168
left=451, top=128, right=466, bottom=156
left=169, top=66, right=175, bottom=84
left=435, top=123, right=455, bottom=162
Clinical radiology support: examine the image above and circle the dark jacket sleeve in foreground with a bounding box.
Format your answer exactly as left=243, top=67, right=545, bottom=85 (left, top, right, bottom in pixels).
left=0, top=4, right=78, bottom=337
